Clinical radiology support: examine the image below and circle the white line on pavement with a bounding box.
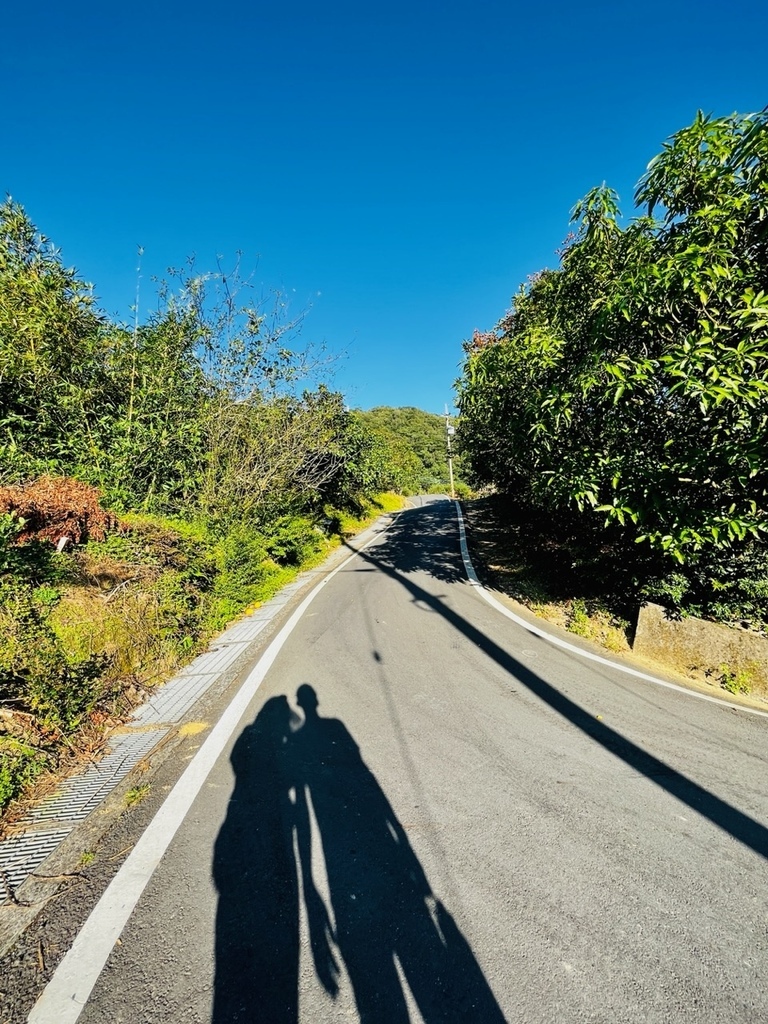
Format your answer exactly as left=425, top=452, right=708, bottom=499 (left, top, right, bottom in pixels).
left=28, top=521, right=394, bottom=1024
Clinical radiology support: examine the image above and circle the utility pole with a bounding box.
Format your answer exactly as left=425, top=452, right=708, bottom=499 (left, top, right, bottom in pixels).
left=444, top=404, right=455, bottom=499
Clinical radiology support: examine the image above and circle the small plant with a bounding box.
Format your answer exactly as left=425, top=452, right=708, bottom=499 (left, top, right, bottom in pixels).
left=561, top=597, right=630, bottom=651
left=566, top=598, right=592, bottom=638
left=79, top=850, right=96, bottom=866
left=0, top=737, right=49, bottom=810
left=124, top=783, right=151, bottom=807
left=0, top=512, right=26, bottom=573
left=32, top=584, right=61, bottom=610
left=718, top=665, right=752, bottom=696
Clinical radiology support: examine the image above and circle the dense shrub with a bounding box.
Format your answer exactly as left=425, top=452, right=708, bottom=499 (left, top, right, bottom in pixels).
left=457, top=111, right=768, bottom=625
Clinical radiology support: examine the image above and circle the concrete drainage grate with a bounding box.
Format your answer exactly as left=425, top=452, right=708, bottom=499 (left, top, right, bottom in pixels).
left=0, top=729, right=170, bottom=902
left=130, top=673, right=221, bottom=727
left=0, top=577, right=305, bottom=903
left=0, top=828, right=73, bottom=901
left=26, top=729, right=170, bottom=825
left=174, top=642, right=248, bottom=678
left=217, top=617, right=271, bottom=643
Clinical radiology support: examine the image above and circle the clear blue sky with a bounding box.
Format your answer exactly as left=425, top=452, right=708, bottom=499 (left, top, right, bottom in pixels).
left=3, top=0, right=766, bottom=415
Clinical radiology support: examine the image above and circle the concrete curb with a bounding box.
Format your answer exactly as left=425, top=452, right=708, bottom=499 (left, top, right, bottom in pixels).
left=454, top=500, right=768, bottom=721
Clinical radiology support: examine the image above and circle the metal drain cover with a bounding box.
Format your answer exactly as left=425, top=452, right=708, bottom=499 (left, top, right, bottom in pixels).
left=0, top=828, right=73, bottom=900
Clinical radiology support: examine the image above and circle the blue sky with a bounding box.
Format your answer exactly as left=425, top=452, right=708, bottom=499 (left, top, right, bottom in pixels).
left=3, top=0, right=766, bottom=414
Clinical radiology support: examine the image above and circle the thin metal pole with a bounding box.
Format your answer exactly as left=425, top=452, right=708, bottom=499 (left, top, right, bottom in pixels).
left=445, top=405, right=455, bottom=499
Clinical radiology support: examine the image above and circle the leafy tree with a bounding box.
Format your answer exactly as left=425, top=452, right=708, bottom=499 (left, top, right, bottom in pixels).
left=82, top=313, right=209, bottom=511
left=0, top=214, right=394, bottom=523
left=457, top=110, right=768, bottom=619
left=0, top=198, right=106, bottom=478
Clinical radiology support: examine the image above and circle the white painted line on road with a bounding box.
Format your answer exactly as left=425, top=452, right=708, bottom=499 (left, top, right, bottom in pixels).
left=28, top=520, right=396, bottom=1024
left=453, top=501, right=768, bottom=721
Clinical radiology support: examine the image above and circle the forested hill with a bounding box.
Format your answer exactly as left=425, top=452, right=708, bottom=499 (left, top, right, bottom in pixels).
left=356, top=406, right=465, bottom=495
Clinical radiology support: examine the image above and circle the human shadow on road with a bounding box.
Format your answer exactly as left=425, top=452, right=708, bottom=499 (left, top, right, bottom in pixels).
left=212, top=696, right=304, bottom=1023
left=212, top=685, right=508, bottom=1024
left=351, top=500, right=768, bottom=861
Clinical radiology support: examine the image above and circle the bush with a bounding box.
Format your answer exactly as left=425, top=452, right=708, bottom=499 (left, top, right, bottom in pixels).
left=264, top=515, right=321, bottom=566
left=0, top=584, right=112, bottom=732
left=641, top=542, right=768, bottom=627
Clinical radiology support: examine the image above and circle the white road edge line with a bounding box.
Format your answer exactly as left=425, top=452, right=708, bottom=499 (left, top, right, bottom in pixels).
left=28, top=520, right=394, bottom=1024
left=453, top=500, right=768, bottom=721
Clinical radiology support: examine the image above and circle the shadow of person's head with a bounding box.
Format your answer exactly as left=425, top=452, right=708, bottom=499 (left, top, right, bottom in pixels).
left=230, top=694, right=297, bottom=774
left=296, top=683, right=320, bottom=719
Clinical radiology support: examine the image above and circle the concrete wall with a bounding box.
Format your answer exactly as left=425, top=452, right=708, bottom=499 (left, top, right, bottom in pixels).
left=633, top=602, right=768, bottom=694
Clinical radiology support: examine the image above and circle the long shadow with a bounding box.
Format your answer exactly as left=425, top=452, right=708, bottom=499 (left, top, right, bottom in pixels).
left=354, top=499, right=768, bottom=861
left=212, top=685, right=508, bottom=1023
left=212, top=696, right=303, bottom=1023
left=371, top=501, right=466, bottom=584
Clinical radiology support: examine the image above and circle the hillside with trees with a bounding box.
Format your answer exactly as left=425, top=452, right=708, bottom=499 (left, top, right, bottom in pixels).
left=457, top=110, right=768, bottom=628
left=356, top=406, right=467, bottom=495
left=0, top=200, right=413, bottom=811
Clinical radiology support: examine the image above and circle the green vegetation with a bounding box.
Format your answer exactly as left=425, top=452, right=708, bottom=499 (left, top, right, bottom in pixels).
left=461, top=493, right=633, bottom=651
left=124, top=783, right=151, bottom=807
left=718, top=665, right=752, bottom=696
left=356, top=406, right=469, bottom=495
left=457, top=111, right=768, bottom=627
left=0, top=200, right=422, bottom=813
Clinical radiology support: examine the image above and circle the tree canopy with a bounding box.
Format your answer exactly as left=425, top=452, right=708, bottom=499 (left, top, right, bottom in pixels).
left=0, top=198, right=395, bottom=523
left=457, top=111, right=768, bottom=620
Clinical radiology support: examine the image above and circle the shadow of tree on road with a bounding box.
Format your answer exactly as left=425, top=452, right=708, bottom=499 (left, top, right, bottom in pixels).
left=363, top=500, right=466, bottom=585
left=354, top=499, right=768, bottom=862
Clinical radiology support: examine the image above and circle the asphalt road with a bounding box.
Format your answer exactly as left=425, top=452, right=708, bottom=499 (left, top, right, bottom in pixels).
left=25, top=498, right=768, bottom=1022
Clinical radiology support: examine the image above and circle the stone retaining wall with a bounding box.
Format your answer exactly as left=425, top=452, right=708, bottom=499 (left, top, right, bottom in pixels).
left=633, top=602, right=768, bottom=694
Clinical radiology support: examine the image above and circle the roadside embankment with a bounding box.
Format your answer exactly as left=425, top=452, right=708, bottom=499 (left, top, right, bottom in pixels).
left=460, top=495, right=768, bottom=709
left=0, top=483, right=404, bottom=823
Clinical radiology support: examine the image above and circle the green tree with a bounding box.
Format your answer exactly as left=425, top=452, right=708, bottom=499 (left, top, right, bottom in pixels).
left=0, top=198, right=106, bottom=478
left=0, top=202, right=403, bottom=530
left=457, top=110, right=768, bottom=619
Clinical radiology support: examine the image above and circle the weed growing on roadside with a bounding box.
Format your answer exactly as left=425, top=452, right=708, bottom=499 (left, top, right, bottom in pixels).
left=563, top=599, right=630, bottom=651
left=124, top=783, right=151, bottom=807
left=566, top=599, right=591, bottom=638
left=0, top=737, right=50, bottom=810
left=718, top=665, right=753, bottom=696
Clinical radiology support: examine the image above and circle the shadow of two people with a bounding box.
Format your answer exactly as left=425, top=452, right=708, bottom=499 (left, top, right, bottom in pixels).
left=212, top=685, right=507, bottom=1023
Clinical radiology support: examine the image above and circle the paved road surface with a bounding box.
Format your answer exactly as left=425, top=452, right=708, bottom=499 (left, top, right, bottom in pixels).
left=27, top=498, right=768, bottom=1022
